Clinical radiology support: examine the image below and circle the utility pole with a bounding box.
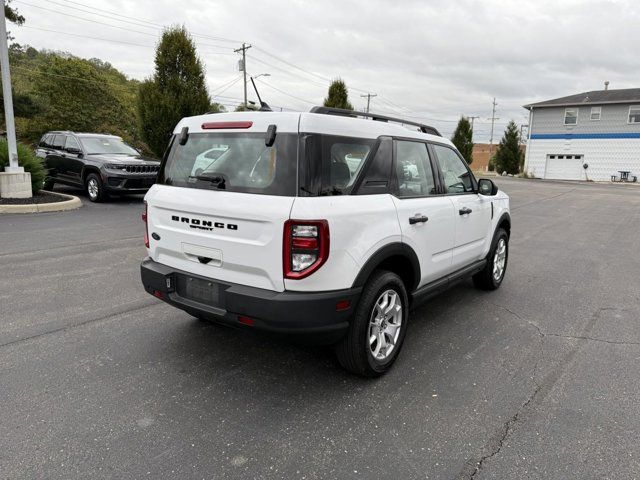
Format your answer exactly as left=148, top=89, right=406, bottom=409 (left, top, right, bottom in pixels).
left=488, top=98, right=499, bottom=156
left=360, top=93, right=377, bottom=113
left=468, top=115, right=480, bottom=140
left=0, top=11, right=31, bottom=198
left=234, top=43, right=251, bottom=108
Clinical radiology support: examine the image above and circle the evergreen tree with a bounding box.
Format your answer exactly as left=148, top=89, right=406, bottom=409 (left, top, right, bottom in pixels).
left=323, top=79, right=353, bottom=110
left=138, top=26, right=210, bottom=156
left=451, top=116, right=473, bottom=164
left=494, top=120, right=523, bottom=174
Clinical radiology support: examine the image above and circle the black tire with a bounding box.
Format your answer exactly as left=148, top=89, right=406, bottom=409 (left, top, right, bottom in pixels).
left=473, top=228, right=509, bottom=291
left=85, top=173, right=109, bottom=203
left=336, top=270, right=409, bottom=377
left=43, top=178, right=55, bottom=190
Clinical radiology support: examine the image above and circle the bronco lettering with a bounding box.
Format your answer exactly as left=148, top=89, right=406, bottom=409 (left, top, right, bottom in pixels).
left=171, top=215, right=238, bottom=231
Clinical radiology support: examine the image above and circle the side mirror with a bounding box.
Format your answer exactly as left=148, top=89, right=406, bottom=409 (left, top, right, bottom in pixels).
left=66, top=147, right=82, bottom=155
left=478, top=178, right=498, bottom=196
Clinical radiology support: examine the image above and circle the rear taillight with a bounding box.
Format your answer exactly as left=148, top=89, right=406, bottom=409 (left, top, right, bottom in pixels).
left=142, top=202, right=149, bottom=248
left=283, top=220, right=329, bottom=279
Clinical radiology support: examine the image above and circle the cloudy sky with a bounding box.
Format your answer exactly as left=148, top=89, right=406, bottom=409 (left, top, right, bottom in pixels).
left=9, top=0, right=640, bottom=142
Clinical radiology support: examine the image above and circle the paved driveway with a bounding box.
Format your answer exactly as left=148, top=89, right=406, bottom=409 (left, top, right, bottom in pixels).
left=1, top=178, right=639, bottom=479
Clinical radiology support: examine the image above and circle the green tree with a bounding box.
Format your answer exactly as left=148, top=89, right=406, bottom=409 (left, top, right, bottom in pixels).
left=209, top=102, right=226, bottom=113
left=138, top=26, right=210, bottom=156
left=451, top=116, right=473, bottom=164
left=323, top=78, right=353, bottom=110
left=493, top=120, right=523, bottom=175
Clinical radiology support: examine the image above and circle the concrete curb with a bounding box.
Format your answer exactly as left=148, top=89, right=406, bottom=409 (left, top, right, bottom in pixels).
left=0, top=191, right=82, bottom=214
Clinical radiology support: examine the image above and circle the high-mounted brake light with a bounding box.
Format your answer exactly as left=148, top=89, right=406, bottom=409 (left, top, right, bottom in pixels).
left=283, top=220, right=329, bottom=280
left=142, top=202, right=149, bottom=248
left=201, top=121, right=253, bottom=130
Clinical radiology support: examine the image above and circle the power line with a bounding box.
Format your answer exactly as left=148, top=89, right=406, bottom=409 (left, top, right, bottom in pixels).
left=55, top=0, right=243, bottom=44
left=256, top=78, right=317, bottom=106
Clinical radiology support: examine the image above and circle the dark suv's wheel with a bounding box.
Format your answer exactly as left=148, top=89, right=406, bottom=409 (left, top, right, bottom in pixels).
left=473, top=228, right=509, bottom=290
left=85, top=173, right=108, bottom=203
left=336, top=270, right=409, bottom=377
left=43, top=178, right=55, bottom=190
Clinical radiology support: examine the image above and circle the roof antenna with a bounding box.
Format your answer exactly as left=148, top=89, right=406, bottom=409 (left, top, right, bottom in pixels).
left=604, top=80, right=610, bottom=91
left=250, top=77, right=272, bottom=111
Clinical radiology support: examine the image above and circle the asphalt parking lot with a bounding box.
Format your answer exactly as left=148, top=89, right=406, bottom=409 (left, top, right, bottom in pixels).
left=1, top=178, right=639, bottom=479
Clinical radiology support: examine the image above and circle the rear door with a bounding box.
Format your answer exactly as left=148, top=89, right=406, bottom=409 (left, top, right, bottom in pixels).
left=391, top=139, right=455, bottom=286
left=146, top=123, right=299, bottom=292
left=431, top=143, right=492, bottom=270
left=46, top=135, right=66, bottom=176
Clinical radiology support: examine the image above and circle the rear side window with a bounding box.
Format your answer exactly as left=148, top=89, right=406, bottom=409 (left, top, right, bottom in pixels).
left=432, top=144, right=475, bottom=193
left=160, top=132, right=298, bottom=196
left=302, top=134, right=375, bottom=196
left=51, top=135, right=65, bottom=150
left=394, top=140, right=436, bottom=197
left=355, top=137, right=392, bottom=195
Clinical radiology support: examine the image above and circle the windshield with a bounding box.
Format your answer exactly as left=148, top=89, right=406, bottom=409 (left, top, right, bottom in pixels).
left=159, top=132, right=298, bottom=196
left=79, top=136, right=139, bottom=155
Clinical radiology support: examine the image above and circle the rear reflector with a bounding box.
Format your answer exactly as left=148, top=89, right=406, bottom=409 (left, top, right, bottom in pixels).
left=153, top=290, right=164, bottom=299
left=292, top=237, right=318, bottom=249
left=238, top=315, right=255, bottom=326
left=336, top=300, right=351, bottom=311
left=201, top=121, right=253, bottom=130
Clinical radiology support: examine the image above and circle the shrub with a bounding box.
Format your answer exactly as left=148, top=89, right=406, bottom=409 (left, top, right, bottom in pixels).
left=0, top=138, right=47, bottom=193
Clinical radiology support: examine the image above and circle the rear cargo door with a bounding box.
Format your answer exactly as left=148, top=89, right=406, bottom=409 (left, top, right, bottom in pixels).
left=146, top=186, right=293, bottom=292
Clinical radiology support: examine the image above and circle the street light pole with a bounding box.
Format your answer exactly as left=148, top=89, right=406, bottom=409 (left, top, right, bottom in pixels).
left=0, top=12, right=20, bottom=171
left=0, top=11, right=32, bottom=199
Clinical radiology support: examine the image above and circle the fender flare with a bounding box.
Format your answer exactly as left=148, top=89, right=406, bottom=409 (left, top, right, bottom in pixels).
left=351, top=242, right=421, bottom=291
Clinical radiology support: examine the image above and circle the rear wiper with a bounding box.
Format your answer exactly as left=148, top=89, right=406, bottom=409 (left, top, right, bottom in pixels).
left=189, top=174, right=226, bottom=189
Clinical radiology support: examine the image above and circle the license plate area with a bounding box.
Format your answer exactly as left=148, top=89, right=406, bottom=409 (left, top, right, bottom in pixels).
left=176, top=275, right=221, bottom=306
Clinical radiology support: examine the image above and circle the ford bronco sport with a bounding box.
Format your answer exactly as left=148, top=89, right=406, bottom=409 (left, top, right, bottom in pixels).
left=140, top=107, right=511, bottom=376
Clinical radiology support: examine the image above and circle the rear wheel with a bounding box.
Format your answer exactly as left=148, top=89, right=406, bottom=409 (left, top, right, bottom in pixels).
left=336, top=270, right=408, bottom=377
left=85, top=173, right=108, bottom=203
left=473, top=228, right=509, bottom=290
left=43, top=178, right=55, bottom=190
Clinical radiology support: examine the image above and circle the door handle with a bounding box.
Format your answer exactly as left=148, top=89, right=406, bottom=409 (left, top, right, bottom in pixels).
left=409, top=214, right=429, bottom=225
left=459, top=207, right=472, bottom=215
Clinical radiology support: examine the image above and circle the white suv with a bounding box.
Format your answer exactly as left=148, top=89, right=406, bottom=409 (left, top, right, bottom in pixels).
left=140, top=107, right=511, bottom=376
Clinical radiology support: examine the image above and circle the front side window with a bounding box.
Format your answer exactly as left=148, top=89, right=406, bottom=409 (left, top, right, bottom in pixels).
left=432, top=144, right=475, bottom=194
left=65, top=136, right=81, bottom=151
left=79, top=136, right=138, bottom=155
left=628, top=106, right=640, bottom=124
left=160, top=132, right=298, bottom=196
left=590, top=106, right=601, bottom=121
left=394, top=140, right=436, bottom=197
left=564, top=108, right=578, bottom=125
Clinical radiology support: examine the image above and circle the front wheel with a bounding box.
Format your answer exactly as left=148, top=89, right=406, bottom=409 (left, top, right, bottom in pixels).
left=85, top=173, right=108, bottom=203
left=473, top=228, right=509, bottom=290
left=336, top=270, right=409, bottom=377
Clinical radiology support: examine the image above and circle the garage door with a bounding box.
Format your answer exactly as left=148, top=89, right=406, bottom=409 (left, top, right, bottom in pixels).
left=544, top=154, right=584, bottom=180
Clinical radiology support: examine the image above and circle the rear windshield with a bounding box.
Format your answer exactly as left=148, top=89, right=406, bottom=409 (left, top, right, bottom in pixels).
left=159, top=133, right=298, bottom=196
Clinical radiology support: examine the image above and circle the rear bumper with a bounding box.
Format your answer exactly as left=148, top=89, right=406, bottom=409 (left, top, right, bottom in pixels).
left=140, top=258, right=360, bottom=343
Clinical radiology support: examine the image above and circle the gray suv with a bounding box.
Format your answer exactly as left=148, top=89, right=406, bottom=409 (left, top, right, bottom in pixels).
left=36, top=131, right=160, bottom=202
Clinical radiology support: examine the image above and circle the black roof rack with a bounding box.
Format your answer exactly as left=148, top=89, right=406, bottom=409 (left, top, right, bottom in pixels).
left=309, top=106, right=442, bottom=137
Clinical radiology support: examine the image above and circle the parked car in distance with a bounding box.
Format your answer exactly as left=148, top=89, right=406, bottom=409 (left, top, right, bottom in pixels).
left=140, top=107, right=511, bottom=377
left=36, top=131, right=161, bottom=202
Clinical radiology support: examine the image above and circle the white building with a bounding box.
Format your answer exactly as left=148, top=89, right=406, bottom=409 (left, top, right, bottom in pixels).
left=523, top=87, right=640, bottom=181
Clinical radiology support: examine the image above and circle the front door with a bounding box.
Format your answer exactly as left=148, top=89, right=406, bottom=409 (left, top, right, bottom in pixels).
left=431, top=144, right=492, bottom=270
left=391, top=139, right=455, bottom=287
left=62, top=135, right=84, bottom=182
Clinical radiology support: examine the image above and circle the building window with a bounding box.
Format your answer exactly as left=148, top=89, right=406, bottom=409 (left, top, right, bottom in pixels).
left=590, top=106, right=601, bottom=121
left=564, top=108, right=578, bottom=125
left=629, top=106, right=640, bottom=124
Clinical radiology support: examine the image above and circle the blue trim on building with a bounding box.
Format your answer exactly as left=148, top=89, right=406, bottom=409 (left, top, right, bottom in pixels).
left=531, top=132, right=640, bottom=140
